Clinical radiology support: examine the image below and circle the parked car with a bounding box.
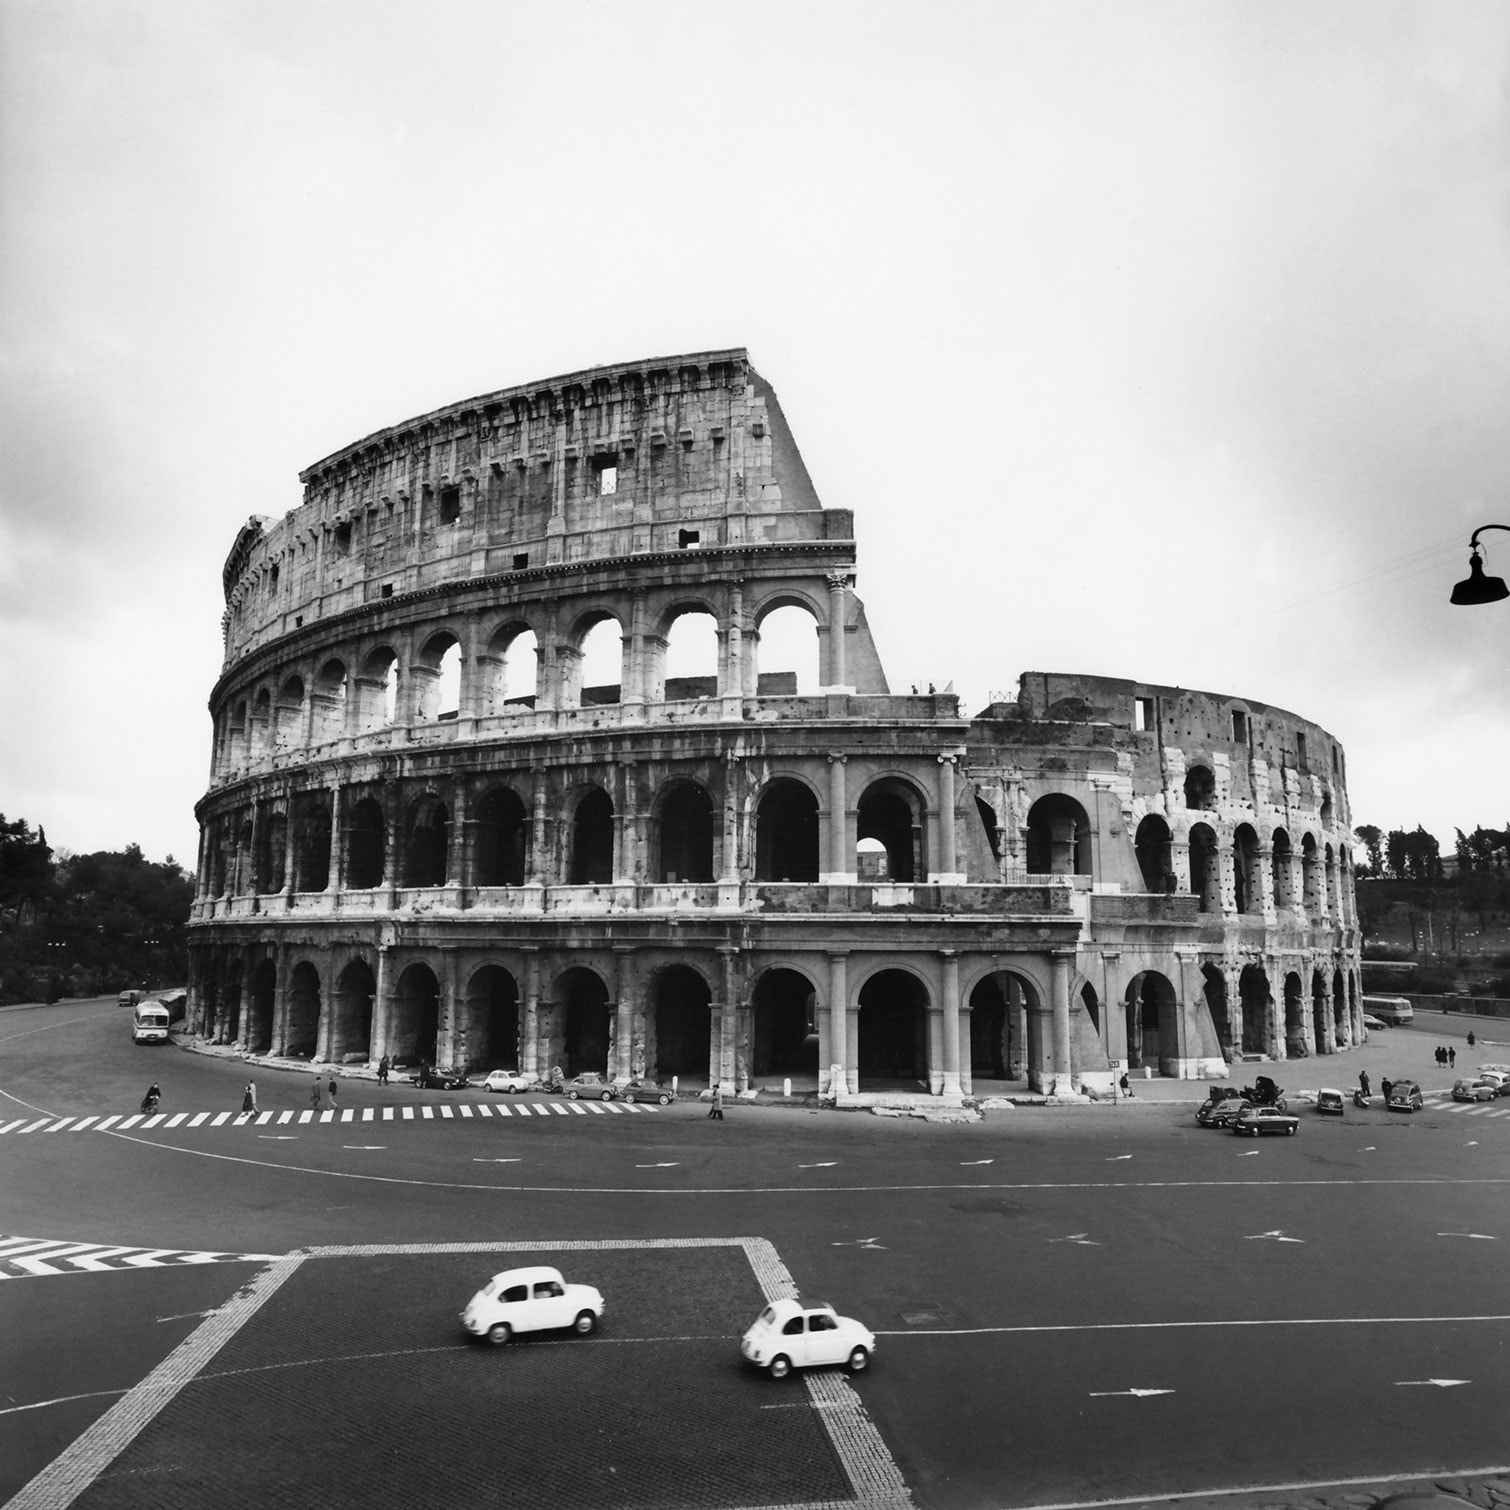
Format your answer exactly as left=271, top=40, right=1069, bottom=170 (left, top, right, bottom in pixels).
left=620, top=1079, right=675, bottom=1105
left=1361, top=1014, right=1388, bottom=1032
left=1315, top=1088, right=1345, bottom=1116
left=1473, top=1070, right=1510, bottom=1097
left=1385, top=1079, right=1424, bottom=1112
left=411, top=1065, right=470, bottom=1090
left=481, top=1070, right=537, bottom=1094
left=1230, top=1104, right=1299, bottom=1137
left=740, top=1298, right=875, bottom=1378
left=1452, top=1078, right=1497, bottom=1103
left=562, top=1072, right=617, bottom=1101
left=460, top=1265, right=604, bottom=1346
left=1196, top=1095, right=1250, bottom=1128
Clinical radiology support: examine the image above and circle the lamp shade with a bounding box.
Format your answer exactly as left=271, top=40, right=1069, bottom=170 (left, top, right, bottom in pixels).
left=1450, top=552, right=1510, bottom=605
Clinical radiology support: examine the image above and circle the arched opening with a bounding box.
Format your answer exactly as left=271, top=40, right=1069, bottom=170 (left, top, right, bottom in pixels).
left=234, top=817, right=254, bottom=895
left=1184, top=764, right=1215, bottom=809
left=855, top=836, right=888, bottom=881
left=656, top=782, right=714, bottom=883
left=286, top=961, right=321, bottom=1060
left=413, top=632, right=462, bottom=722
left=474, top=786, right=528, bottom=886
left=346, top=797, right=385, bottom=889
left=1026, top=794, right=1091, bottom=876
left=1135, top=814, right=1174, bottom=893
left=661, top=609, right=719, bottom=702
left=1284, top=972, right=1306, bottom=1057
left=568, top=787, right=614, bottom=885
left=464, top=965, right=519, bottom=1070
left=857, top=969, right=929, bottom=1089
left=1124, top=971, right=1178, bottom=1076
left=1189, top=823, right=1220, bottom=912
left=975, top=796, right=1001, bottom=862
left=1271, top=829, right=1294, bottom=910
left=857, top=779, right=923, bottom=882
left=292, top=799, right=331, bottom=892
left=557, top=968, right=610, bottom=1077
left=1238, top=964, right=1270, bottom=1056
left=218, top=962, right=240, bottom=1043
left=751, top=968, right=819, bottom=1080
left=246, top=958, right=273, bottom=1053
left=311, top=659, right=348, bottom=744
left=576, top=617, right=623, bottom=707
left=1201, top=963, right=1231, bottom=1059
left=256, top=812, right=287, bottom=894
left=250, top=688, right=272, bottom=756
left=649, top=965, right=711, bottom=1081
left=356, top=648, right=399, bottom=732
left=754, top=778, right=819, bottom=881
left=1233, top=824, right=1260, bottom=915
left=225, top=701, right=248, bottom=769
left=755, top=603, right=820, bottom=695
left=403, top=795, right=450, bottom=887
left=393, top=962, right=442, bottom=1069
left=274, top=676, right=304, bottom=751
left=485, top=624, right=538, bottom=712
left=330, top=958, right=375, bottom=1064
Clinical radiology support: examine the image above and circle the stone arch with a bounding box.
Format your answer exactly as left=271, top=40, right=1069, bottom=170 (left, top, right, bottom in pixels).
left=286, top=960, right=321, bottom=1060
left=750, top=966, right=819, bottom=1080
left=346, top=797, right=385, bottom=888
left=1238, top=963, right=1271, bottom=1056
left=567, top=785, right=614, bottom=885
left=1189, top=822, right=1220, bottom=912
left=856, top=776, right=926, bottom=883
left=1201, top=963, right=1231, bottom=1058
left=967, top=970, right=1040, bottom=1087
left=483, top=620, right=539, bottom=712
left=1135, top=814, right=1174, bottom=893
left=656, top=604, right=720, bottom=703
left=1233, top=823, right=1261, bottom=915
left=753, top=776, right=820, bottom=882
left=250, top=687, right=272, bottom=756
left=403, top=793, right=450, bottom=887
left=1184, top=764, right=1215, bottom=810
left=474, top=785, right=528, bottom=886
left=356, top=646, right=399, bottom=732
left=256, top=810, right=287, bottom=894
left=567, top=612, right=624, bottom=708
left=1124, top=970, right=1178, bottom=1076
left=392, top=961, right=442, bottom=1069
left=413, top=631, right=462, bottom=722
left=1271, top=829, right=1294, bottom=909
left=752, top=598, right=821, bottom=695
left=653, top=780, right=715, bottom=884
left=464, top=964, right=519, bottom=1070
left=246, top=957, right=274, bottom=1053
left=274, top=675, right=305, bottom=751
left=856, top=967, right=931, bottom=1089
left=330, top=957, right=375, bottom=1064
left=1026, top=794, right=1091, bottom=877
left=647, top=963, right=712, bottom=1081
left=311, top=658, right=348, bottom=744
left=554, top=965, right=610, bottom=1077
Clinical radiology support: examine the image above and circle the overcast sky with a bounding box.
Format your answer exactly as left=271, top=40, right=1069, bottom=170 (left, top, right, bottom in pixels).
left=3, top=0, right=1508, bottom=871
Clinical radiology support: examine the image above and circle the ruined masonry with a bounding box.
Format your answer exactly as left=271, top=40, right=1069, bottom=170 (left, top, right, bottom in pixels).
left=189, top=348, right=1361, bottom=1103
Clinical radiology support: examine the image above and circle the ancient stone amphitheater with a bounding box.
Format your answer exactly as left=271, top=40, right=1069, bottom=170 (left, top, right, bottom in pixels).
left=188, top=348, right=1361, bottom=1101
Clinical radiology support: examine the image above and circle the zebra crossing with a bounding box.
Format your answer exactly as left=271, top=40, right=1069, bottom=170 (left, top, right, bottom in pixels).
left=1425, top=1093, right=1510, bottom=1117
left=0, top=1097, right=667, bottom=1136
left=0, top=1234, right=281, bottom=1279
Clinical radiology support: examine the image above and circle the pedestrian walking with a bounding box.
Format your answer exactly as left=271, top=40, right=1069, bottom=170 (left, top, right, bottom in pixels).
left=310, top=1076, right=324, bottom=1111
left=1381, top=1077, right=1393, bottom=1103
left=1468, top=1031, right=1476, bottom=1048
left=328, top=1075, right=339, bottom=1108
left=708, top=1083, right=725, bottom=1120
left=378, top=1054, right=390, bottom=1086
left=1119, top=1072, right=1133, bottom=1098
left=241, top=1080, right=258, bottom=1115
left=1448, top=1046, right=1456, bottom=1068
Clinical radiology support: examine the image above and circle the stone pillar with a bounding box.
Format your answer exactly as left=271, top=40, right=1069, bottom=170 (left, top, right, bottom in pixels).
left=824, top=754, right=851, bottom=883
left=1049, top=950, right=1075, bottom=1094
left=719, top=752, right=741, bottom=884
left=538, top=600, right=561, bottom=710
left=936, top=754, right=960, bottom=882
left=370, top=943, right=392, bottom=1064
left=719, top=582, right=744, bottom=713
left=824, top=572, right=850, bottom=691
left=447, top=782, right=469, bottom=890
left=329, top=782, right=346, bottom=894
left=529, top=768, right=550, bottom=886
left=719, top=947, right=743, bottom=1092
left=939, top=949, right=962, bottom=1095
left=825, top=951, right=850, bottom=1095
left=615, top=763, right=637, bottom=884
left=1224, top=965, right=1244, bottom=1057
left=521, top=948, right=541, bottom=1078
left=612, top=949, right=634, bottom=1083
left=1257, top=846, right=1276, bottom=922
left=624, top=589, right=647, bottom=708
left=270, top=950, right=291, bottom=1057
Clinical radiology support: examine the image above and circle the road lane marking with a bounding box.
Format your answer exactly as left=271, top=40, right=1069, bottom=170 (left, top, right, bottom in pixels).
left=343, top=1145, right=386, bottom=1151
left=875, top=1313, right=1510, bottom=1337
left=960, top=1159, right=993, bottom=1166
left=1049, top=1233, right=1099, bottom=1245
left=635, top=1162, right=679, bottom=1168
left=799, top=1161, right=837, bottom=1168
left=70, top=1116, right=100, bottom=1132
left=1438, top=1232, right=1496, bottom=1239
left=1089, top=1388, right=1173, bottom=1397
left=1397, top=1378, right=1470, bottom=1386
left=1106, top=1155, right=1132, bottom=1161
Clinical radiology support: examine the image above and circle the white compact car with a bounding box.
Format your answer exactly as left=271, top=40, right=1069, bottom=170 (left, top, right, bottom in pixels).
left=740, top=1298, right=875, bottom=1378
left=481, top=1070, right=537, bottom=1094
left=460, top=1265, right=604, bottom=1345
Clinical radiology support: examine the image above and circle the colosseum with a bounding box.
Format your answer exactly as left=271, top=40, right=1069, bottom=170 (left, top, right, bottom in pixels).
left=188, top=347, right=1362, bottom=1103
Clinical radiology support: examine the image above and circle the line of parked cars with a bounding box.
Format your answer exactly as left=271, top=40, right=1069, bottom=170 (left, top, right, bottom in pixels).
left=459, top=1265, right=876, bottom=1379
left=406, top=1065, right=679, bottom=1103
left=1452, top=1064, right=1510, bottom=1102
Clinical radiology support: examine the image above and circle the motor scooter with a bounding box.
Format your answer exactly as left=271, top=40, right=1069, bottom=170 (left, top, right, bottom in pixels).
left=1352, top=1088, right=1369, bottom=1109
left=140, top=1088, right=161, bottom=1114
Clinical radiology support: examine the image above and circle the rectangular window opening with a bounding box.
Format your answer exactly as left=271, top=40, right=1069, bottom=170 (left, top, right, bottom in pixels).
left=1231, top=710, right=1248, bottom=744
left=678, top=529, right=700, bottom=549
left=1133, top=697, right=1155, bottom=732
left=512, top=553, right=529, bottom=570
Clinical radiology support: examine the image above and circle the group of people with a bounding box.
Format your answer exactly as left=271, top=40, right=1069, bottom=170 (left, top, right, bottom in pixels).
left=1435, top=1044, right=1458, bottom=1069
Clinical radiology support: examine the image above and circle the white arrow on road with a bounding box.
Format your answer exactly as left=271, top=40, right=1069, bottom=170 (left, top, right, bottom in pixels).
left=960, top=1159, right=994, bottom=1166
left=258, top=1135, right=298, bottom=1141
left=799, top=1162, right=837, bottom=1168
left=635, top=1162, right=679, bottom=1168
left=1465, top=1141, right=1479, bottom=1146
left=1049, top=1233, right=1100, bottom=1246
left=1396, top=1379, right=1471, bottom=1388
left=1246, top=1231, right=1303, bottom=1242
left=1438, top=1232, right=1496, bottom=1240
left=830, top=1238, right=886, bottom=1249
left=1089, top=1388, right=1174, bottom=1398
left=1106, top=1155, right=1133, bottom=1161
left=342, top=1145, right=386, bottom=1151
left=1238, top=1150, right=1261, bottom=1157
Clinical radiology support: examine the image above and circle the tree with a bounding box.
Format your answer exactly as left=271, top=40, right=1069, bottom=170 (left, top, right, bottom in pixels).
left=1355, top=824, right=1383, bottom=878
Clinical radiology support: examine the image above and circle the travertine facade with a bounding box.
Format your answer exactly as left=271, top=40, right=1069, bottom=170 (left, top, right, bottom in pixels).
left=188, top=349, right=1361, bottom=1099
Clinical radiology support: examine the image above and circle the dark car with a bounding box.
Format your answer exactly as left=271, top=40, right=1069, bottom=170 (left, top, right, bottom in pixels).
left=411, top=1065, right=470, bottom=1090
left=1385, top=1079, right=1424, bottom=1112
left=1196, top=1094, right=1250, bottom=1128
left=1230, top=1104, right=1299, bottom=1137
left=621, top=1079, right=676, bottom=1105
left=562, top=1072, right=617, bottom=1101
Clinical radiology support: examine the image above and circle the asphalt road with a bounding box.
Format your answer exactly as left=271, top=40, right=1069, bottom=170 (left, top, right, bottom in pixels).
left=3, top=998, right=1508, bottom=1510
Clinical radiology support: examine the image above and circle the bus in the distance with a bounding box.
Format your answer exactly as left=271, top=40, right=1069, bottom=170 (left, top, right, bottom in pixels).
left=131, top=999, right=172, bottom=1044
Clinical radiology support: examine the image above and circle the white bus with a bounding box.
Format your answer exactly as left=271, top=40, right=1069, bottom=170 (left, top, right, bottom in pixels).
left=131, top=999, right=171, bottom=1044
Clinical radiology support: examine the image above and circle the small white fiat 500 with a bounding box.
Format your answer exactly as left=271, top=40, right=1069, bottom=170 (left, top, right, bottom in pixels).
left=460, top=1265, right=604, bottom=1346
left=740, top=1298, right=875, bottom=1378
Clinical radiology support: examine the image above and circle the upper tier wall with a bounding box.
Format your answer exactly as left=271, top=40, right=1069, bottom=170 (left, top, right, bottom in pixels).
left=219, top=349, right=839, bottom=668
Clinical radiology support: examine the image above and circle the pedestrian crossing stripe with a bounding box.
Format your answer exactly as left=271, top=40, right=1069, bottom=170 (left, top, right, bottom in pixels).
left=0, top=1235, right=282, bottom=1279
left=0, top=1100, right=664, bottom=1134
